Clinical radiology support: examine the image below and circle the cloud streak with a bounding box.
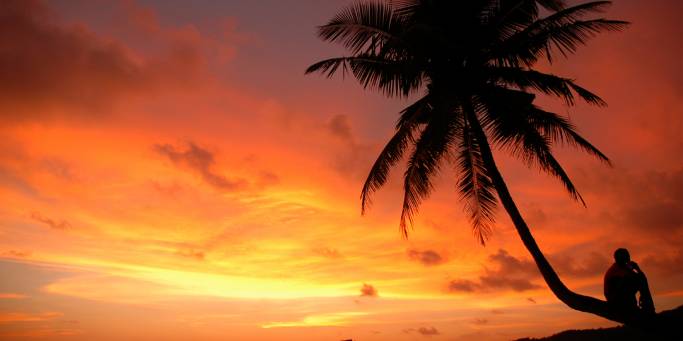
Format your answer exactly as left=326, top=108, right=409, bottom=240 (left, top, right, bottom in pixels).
left=0, top=312, right=61, bottom=323
left=407, top=249, right=444, bottom=266
left=403, top=326, right=440, bottom=337
left=30, top=212, right=71, bottom=230
left=155, top=142, right=247, bottom=191
left=448, top=249, right=541, bottom=293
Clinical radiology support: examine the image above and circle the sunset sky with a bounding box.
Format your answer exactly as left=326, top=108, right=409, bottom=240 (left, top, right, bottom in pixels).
left=0, top=0, right=682, bottom=340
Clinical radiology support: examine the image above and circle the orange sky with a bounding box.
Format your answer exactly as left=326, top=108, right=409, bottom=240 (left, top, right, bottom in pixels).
left=0, top=0, right=682, bottom=340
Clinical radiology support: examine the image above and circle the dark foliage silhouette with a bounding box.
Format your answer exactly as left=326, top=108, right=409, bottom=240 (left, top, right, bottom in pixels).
left=305, top=0, right=646, bottom=325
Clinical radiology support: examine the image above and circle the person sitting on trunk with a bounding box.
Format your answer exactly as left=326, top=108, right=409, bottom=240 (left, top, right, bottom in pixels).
left=604, top=248, right=655, bottom=314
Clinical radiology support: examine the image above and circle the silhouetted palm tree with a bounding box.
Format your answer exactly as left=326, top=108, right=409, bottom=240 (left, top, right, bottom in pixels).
left=307, top=0, right=632, bottom=324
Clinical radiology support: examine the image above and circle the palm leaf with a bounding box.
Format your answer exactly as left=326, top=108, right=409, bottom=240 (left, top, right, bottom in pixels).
left=539, top=19, right=628, bottom=62
left=490, top=67, right=606, bottom=106
left=305, top=55, right=422, bottom=97
left=480, top=90, right=586, bottom=205
left=457, top=117, right=498, bottom=244
left=531, top=1, right=614, bottom=28
left=535, top=0, right=567, bottom=11
left=318, top=1, right=403, bottom=54
left=492, top=2, right=628, bottom=66
left=361, top=95, right=432, bottom=214
left=526, top=107, right=610, bottom=163
left=400, top=109, right=458, bottom=237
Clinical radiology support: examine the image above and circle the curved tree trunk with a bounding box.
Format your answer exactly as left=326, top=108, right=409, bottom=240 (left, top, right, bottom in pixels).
left=463, top=105, right=626, bottom=324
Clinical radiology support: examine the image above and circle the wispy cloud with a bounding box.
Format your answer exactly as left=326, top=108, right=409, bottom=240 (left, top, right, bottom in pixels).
left=30, top=212, right=71, bottom=230
left=403, top=326, right=440, bottom=337
left=313, top=247, right=342, bottom=259
left=154, top=142, right=247, bottom=191
left=0, top=312, right=61, bottom=323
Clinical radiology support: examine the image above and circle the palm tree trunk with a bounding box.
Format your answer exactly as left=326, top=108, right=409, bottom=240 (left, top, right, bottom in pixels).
left=463, top=104, right=625, bottom=324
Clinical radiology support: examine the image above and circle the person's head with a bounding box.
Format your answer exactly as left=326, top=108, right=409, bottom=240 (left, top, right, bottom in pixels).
left=614, top=248, right=631, bottom=265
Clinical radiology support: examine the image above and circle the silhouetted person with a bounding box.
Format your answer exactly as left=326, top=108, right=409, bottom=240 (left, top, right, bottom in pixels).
left=604, top=248, right=655, bottom=316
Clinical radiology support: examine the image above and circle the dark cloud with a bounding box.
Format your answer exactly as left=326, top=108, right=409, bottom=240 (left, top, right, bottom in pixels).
left=472, top=318, right=489, bottom=325
left=488, top=249, right=537, bottom=273
left=527, top=297, right=537, bottom=304
left=360, top=283, right=378, bottom=297
left=327, top=114, right=353, bottom=142
left=257, top=171, right=280, bottom=187
left=403, top=327, right=440, bottom=337
left=550, top=252, right=609, bottom=278
left=642, top=249, right=683, bottom=276
left=478, top=275, right=540, bottom=292
left=524, top=206, right=548, bottom=227
left=447, top=249, right=540, bottom=293
left=0, top=0, right=207, bottom=119
left=40, top=158, right=75, bottom=181
left=407, top=249, right=444, bottom=266
left=447, top=249, right=615, bottom=294
left=177, top=249, right=205, bottom=260
left=313, top=247, right=341, bottom=259
left=30, top=212, right=70, bottom=230
left=324, top=114, right=375, bottom=178
left=579, top=168, right=683, bottom=236
left=447, top=279, right=479, bottom=293
left=0, top=0, right=142, bottom=115
left=154, top=142, right=247, bottom=191
left=624, top=200, right=683, bottom=233
left=418, top=327, right=440, bottom=336
left=2, top=250, right=31, bottom=258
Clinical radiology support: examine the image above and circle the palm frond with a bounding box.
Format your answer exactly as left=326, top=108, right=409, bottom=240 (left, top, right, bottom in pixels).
left=534, top=1, right=613, bottom=27
left=492, top=2, right=628, bottom=66
left=526, top=107, right=610, bottom=164
left=486, top=0, right=541, bottom=41
left=533, top=0, right=567, bottom=11
left=305, top=55, right=423, bottom=97
left=499, top=121, right=585, bottom=205
left=400, top=109, right=458, bottom=237
left=490, top=67, right=606, bottom=106
left=361, top=95, right=432, bottom=214
left=480, top=90, right=586, bottom=205
left=539, top=19, right=628, bottom=62
left=393, top=0, right=426, bottom=17
left=457, top=117, right=498, bottom=244
left=305, top=57, right=351, bottom=78
left=318, top=1, right=403, bottom=54
left=395, top=93, right=432, bottom=129
left=566, top=81, right=606, bottom=106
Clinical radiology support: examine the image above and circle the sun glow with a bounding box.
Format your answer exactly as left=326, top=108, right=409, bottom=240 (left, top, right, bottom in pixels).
left=261, top=312, right=370, bottom=328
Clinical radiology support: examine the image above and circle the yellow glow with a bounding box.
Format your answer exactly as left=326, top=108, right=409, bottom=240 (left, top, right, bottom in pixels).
left=261, top=312, right=369, bottom=328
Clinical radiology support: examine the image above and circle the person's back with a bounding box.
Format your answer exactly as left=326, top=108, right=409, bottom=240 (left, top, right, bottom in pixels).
left=604, top=261, right=639, bottom=309
left=604, top=248, right=655, bottom=314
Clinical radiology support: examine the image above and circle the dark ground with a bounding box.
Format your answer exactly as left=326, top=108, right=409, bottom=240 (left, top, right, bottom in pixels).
left=516, top=305, right=683, bottom=341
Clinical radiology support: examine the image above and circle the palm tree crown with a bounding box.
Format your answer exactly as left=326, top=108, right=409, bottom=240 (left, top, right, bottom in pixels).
left=307, top=0, right=626, bottom=244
